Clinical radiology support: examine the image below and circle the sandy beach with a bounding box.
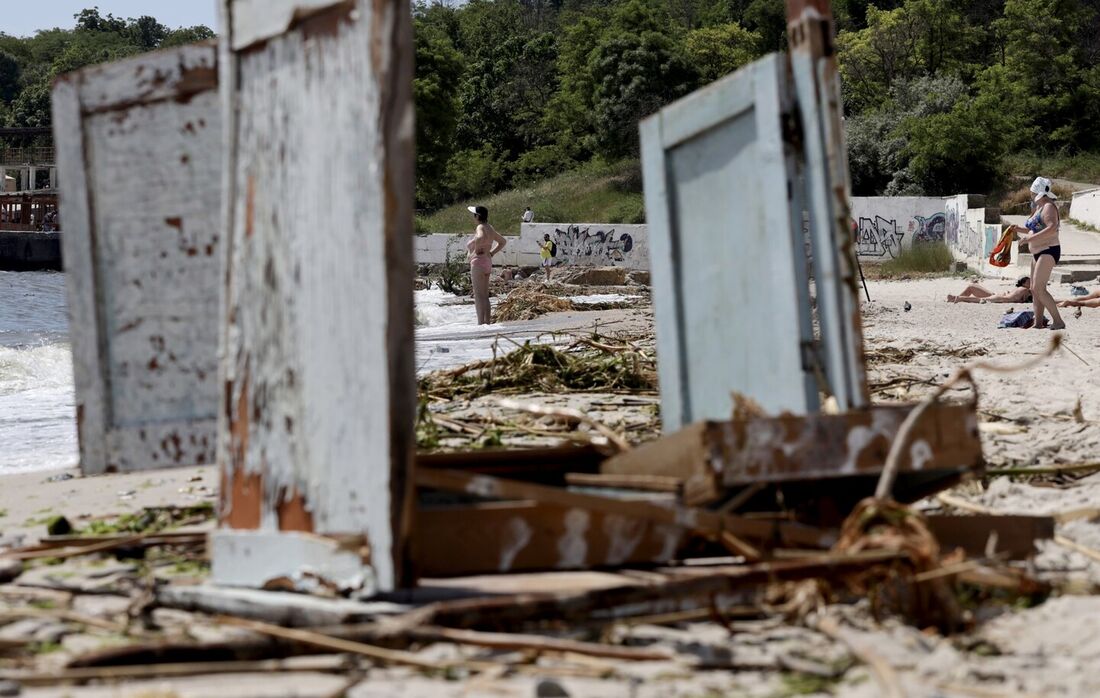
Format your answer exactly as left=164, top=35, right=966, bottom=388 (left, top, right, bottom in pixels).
left=3, top=271, right=1100, bottom=696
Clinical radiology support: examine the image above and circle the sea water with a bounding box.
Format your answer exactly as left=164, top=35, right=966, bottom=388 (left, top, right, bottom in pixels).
left=0, top=272, right=77, bottom=472
left=0, top=277, right=620, bottom=471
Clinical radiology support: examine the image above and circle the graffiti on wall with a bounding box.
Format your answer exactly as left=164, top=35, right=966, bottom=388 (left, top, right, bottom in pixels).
left=945, top=206, right=960, bottom=247
left=911, top=212, right=946, bottom=243
left=553, top=225, right=635, bottom=264
left=855, top=216, right=905, bottom=258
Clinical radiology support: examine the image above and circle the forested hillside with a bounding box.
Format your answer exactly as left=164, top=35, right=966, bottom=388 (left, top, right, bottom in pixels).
left=414, top=0, right=1100, bottom=209
left=0, top=9, right=212, bottom=129
left=1, top=3, right=1096, bottom=209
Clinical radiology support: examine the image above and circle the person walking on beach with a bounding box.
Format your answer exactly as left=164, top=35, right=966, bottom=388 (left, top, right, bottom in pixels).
left=539, top=233, right=555, bottom=281
left=467, top=205, right=506, bottom=325
left=1006, top=177, right=1064, bottom=330
left=522, top=206, right=534, bottom=223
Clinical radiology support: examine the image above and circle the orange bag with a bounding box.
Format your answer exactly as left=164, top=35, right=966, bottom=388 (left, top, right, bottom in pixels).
left=988, top=227, right=1015, bottom=268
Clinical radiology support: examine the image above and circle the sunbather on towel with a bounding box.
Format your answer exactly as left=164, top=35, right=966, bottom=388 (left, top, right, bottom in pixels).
left=947, top=277, right=1031, bottom=304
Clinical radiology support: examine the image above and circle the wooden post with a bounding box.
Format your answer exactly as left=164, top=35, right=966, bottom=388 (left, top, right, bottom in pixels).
left=786, top=0, right=869, bottom=409
left=213, top=0, right=416, bottom=593
left=51, top=43, right=222, bottom=474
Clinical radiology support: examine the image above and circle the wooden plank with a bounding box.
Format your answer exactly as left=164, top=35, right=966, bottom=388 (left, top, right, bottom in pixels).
left=215, top=0, right=416, bottom=592
left=412, top=501, right=689, bottom=577
left=415, top=469, right=835, bottom=559
left=924, top=515, right=1054, bottom=560
left=52, top=43, right=222, bottom=474
left=638, top=54, right=818, bottom=429
left=155, top=586, right=409, bottom=627
left=601, top=404, right=981, bottom=489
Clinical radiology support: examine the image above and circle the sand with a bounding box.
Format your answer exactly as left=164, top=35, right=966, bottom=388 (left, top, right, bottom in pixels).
left=4, top=273, right=1100, bottom=696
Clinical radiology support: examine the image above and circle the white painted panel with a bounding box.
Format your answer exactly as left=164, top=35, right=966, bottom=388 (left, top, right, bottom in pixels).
left=640, top=55, right=817, bottom=429
left=217, top=0, right=415, bottom=592
left=52, top=45, right=221, bottom=474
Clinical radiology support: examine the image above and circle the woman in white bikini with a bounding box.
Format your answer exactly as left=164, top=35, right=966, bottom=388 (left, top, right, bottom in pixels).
left=466, top=205, right=507, bottom=325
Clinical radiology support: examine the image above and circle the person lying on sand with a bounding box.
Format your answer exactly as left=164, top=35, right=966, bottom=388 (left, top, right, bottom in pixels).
left=947, top=277, right=1031, bottom=304
left=1059, top=289, right=1100, bottom=308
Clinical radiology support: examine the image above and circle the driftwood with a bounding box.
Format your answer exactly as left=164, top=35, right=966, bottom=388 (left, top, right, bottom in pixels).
left=412, top=552, right=903, bottom=631
left=6, top=655, right=354, bottom=686
left=416, top=468, right=762, bottom=559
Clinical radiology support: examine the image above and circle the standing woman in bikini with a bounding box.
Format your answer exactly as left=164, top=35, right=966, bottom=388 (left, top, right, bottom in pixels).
left=466, top=205, right=507, bottom=325
left=1010, top=177, right=1064, bottom=330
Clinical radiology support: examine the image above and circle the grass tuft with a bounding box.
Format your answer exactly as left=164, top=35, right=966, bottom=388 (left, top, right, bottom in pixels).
left=871, top=242, right=955, bottom=279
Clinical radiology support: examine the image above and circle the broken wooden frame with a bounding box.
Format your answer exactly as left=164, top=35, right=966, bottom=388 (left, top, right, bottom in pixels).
left=786, top=0, right=869, bottom=411
left=639, top=54, right=820, bottom=428
left=52, top=43, right=222, bottom=473
left=213, top=0, right=416, bottom=593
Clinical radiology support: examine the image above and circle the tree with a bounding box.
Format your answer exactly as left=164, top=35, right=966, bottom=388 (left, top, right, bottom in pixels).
left=161, top=26, right=217, bottom=48
left=981, top=0, right=1091, bottom=151
left=684, top=23, right=761, bottom=83
left=837, top=0, right=971, bottom=114
left=414, top=21, right=465, bottom=207
left=126, top=16, right=169, bottom=50
left=74, top=8, right=127, bottom=34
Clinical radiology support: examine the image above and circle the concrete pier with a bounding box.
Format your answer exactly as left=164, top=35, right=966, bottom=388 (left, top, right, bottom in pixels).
left=0, top=231, right=62, bottom=271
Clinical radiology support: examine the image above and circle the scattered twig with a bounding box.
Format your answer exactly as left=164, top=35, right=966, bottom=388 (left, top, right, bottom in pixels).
left=985, top=463, right=1100, bottom=477
left=2, top=655, right=356, bottom=686
left=214, top=616, right=444, bottom=670
left=876, top=336, right=1061, bottom=499
left=497, top=398, right=632, bottom=453
left=935, top=492, right=997, bottom=516
left=409, top=626, right=676, bottom=662
left=812, top=614, right=906, bottom=698
left=1053, top=534, right=1100, bottom=564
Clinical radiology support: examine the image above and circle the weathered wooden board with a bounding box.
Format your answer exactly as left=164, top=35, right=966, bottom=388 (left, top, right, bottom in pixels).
left=413, top=502, right=689, bottom=578
left=214, top=0, right=416, bottom=593
left=638, top=54, right=818, bottom=430
left=787, top=0, right=869, bottom=410
left=52, top=43, right=221, bottom=474
left=602, top=403, right=981, bottom=488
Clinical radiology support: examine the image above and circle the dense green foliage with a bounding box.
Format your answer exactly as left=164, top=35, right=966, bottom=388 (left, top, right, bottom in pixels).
left=0, top=9, right=213, bottom=130
left=414, top=0, right=1100, bottom=209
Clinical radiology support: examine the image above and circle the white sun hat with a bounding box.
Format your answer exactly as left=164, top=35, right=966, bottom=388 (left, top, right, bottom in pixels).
left=1030, top=176, right=1057, bottom=202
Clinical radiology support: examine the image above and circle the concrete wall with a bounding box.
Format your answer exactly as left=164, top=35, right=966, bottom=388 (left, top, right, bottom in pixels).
left=1070, top=188, right=1100, bottom=229
left=850, top=197, right=946, bottom=260
left=415, top=223, right=650, bottom=271
left=944, top=194, right=1013, bottom=276
left=0, top=231, right=61, bottom=271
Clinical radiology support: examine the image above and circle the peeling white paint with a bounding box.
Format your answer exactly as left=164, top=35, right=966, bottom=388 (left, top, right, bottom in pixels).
left=53, top=45, right=221, bottom=474
left=909, top=439, right=933, bottom=471
left=651, top=524, right=684, bottom=563
left=497, top=516, right=533, bottom=572
left=840, top=426, right=875, bottom=474
left=603, top=514, right=646, bottom=566
left=556, top=508, right=590, bottom=569
left=464, top=477, right=499, bottom=499
left=217, top=0, right=415, bottom=592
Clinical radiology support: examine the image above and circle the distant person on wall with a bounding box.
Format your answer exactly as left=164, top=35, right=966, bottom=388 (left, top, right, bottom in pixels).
left=466, top=205, right=506, bottom=325
left=947, top=277, right=1032, bottom=304
left=539, top=233, right=556, bottom=281
left=1005, top=177, right=1064, bottom=330
left=522, top=206, right=534, bottom=223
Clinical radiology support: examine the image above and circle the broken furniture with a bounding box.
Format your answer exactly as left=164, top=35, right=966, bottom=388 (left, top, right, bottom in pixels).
left=52, top=43, right=222, bottom=473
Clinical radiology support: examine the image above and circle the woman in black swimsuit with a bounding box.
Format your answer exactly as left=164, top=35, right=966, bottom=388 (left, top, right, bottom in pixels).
left=1011, top=177, right=1064, bottom=330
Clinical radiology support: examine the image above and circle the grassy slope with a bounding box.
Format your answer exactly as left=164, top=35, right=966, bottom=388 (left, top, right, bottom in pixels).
left=1004, top=152, right=1100, bottom=187
left=417, top=160, right=645, bottom=236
